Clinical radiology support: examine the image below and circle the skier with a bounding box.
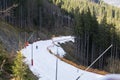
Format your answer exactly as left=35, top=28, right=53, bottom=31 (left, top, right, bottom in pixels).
left=36, top=45, right=38, bottom=49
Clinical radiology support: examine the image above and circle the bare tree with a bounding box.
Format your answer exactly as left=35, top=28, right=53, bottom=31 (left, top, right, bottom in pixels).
left=0, top=59, right=6, bottom=72
left=0, top=4, right=18, bottom=17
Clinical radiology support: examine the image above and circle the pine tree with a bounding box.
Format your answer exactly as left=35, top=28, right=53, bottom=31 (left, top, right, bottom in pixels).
left=12, top=51, right=27, bottom=80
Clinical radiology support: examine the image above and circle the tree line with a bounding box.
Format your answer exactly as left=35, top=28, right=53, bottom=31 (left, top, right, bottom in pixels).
left=0, top=0, right=72, bottom=35
left=0, top=0, right=120, bottom=73
left=50, top=0, right=120, bottom=73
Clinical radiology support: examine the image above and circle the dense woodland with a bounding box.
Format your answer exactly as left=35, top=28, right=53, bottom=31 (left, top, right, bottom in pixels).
left=0, top=0, right=72, bottom=34
left=49, top=0, right=120, bottom=73
left=0, top=0, right=120, bottom=79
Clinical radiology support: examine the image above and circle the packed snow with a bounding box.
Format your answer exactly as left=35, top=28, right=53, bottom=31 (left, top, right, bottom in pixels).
left=21, top=36, right=104, bottom=80
left=100, top=74, right=120, bottom=80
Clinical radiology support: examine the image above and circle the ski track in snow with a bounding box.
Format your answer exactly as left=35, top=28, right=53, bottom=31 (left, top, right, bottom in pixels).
left=21, top=36, right=103, bottom=80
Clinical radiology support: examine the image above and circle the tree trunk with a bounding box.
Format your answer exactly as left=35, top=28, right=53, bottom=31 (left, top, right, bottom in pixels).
left=39, top=7, right=42, bottom=31
left=86, top=34, right=89, bottom=66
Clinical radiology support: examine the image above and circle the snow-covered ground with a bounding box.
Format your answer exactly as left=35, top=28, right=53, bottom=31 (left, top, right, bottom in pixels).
left=100, top=74, right=120, bottom=80
left=103, top=0, right=120, bottom=7
left=21, top=36, right=104, bottom=80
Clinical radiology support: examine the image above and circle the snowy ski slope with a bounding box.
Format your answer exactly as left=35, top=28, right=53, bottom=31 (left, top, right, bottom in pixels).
left=21, top=36, right=104, bottom=80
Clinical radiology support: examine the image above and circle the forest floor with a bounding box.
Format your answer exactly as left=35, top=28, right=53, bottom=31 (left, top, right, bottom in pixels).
left=59, top=42, right=109, bottom=75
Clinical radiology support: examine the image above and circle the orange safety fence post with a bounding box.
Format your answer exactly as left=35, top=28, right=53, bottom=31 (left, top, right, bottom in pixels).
left=24, top=41, right=29, bottom=48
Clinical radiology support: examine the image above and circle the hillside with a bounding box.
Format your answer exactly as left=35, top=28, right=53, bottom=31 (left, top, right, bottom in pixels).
left=50, top=0, right=120, bottom=73
left=0, top=21, right=40, bottom=79
left=0, top=22, right=18, bottom=79
left=0, top=0, right=120, bottom=79
left=0, top=21, right=19, bottom=52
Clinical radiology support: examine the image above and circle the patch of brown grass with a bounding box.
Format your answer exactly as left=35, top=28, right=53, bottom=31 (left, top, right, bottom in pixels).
left=48, top=49, right=108, bottom=75
left=59, top=56, right=108, bottom=75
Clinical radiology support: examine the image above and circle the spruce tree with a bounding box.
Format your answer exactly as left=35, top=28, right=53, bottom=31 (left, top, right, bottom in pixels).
left=12, top=51, right=27, bottom=80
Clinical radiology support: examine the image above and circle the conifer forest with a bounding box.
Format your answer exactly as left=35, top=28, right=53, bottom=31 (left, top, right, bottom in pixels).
left=0, top=0, right=120, bottom=80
